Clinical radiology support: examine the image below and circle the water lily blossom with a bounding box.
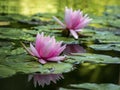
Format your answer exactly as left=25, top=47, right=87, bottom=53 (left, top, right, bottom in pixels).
left=53, top=7, right=92, bottom=39
left=22, top=32, right=66, bottom=64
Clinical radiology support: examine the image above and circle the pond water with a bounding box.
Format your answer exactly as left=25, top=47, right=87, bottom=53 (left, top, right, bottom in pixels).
left=0, top=64, right=119, bottom=90
left=0, top=0, right=120, bottom=90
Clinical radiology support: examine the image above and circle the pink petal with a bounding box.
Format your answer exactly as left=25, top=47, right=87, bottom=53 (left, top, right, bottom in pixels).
left=21, top=42, right=34, bottom=56
left=35, top=32, right=45, bottom=54
left=65, top=7, right=73, bottom=28
left=47, top=44, right=66, bottom=58
left=70, top=30, right=78, bottom=39
left=56, top=44, right=66, bottom=55
left=38, top=59, right=47, bottom=64
left=47, top=56, right=65, bottom=61
left=30, top=43, right=40, bottom=58
left=40, top=37, right=56, bottom=57
left=75, top=17, right=92, bottom=29
left=35, top=33, right=41, bottom=51
left=75, top=29, right=82, bottom=32
left=52, top=16, right=65, bottom=28
left=72, top=10, right=81, bottom=27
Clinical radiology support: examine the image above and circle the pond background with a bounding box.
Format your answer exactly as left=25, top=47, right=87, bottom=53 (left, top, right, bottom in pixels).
left=0, top=0, right=119, bottom=15
left=0, top=0, right=120, bottom=90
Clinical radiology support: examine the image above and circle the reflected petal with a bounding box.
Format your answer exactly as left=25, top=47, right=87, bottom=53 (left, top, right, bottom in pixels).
left=28, top=73, right=64, bottom=87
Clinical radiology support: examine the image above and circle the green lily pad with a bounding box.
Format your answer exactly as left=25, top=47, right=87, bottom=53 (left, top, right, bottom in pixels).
left=0, top=28, right=34, bottom=41
left=1, top=26, right=119, bottom=45
left=108, top=19, right=120, bottom=28
left=0, top=45, right=73, bottom=78
left=66, top=53, right=120, bottom=64
left=79, top=29, right=120, bottom=44
left=0, top=53, right=73, bottom=78
left=0, top=46, right=25, bottom=58
left=0, top=26, right=79, bottom=44
left=89, top=44, right=120, bottom=52
left=59, top=83, right=120, bottom=90
left=0, top=65, right=16, bottom=78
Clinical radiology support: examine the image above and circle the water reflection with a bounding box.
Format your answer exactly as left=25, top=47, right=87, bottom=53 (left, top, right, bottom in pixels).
left=63, top=44, right=86, bottom=55
left=28, top=73, right=64, bottom=87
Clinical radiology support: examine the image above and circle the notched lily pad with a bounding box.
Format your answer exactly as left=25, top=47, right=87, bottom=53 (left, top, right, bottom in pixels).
left=0, top=54, right=73, bottom=78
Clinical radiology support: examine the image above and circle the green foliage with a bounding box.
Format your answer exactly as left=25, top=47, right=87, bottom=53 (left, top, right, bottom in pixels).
left=79, top=29, right=120, bottom=44
left=66, top=53, right=120, bottom=64
left=89, top=44, right=120, bottom=52
left=0, top=53, right=73, bottom=78
left=59, top=83, right=120, bottom=90
left=0, top=65, right=16, bottom=78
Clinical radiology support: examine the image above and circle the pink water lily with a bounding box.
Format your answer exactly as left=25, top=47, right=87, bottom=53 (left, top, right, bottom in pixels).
left=53, top=7, right=92, bottom=39
left=28, top=73, right=64, bottom=87
left=23, top=32, right=66, bottom=64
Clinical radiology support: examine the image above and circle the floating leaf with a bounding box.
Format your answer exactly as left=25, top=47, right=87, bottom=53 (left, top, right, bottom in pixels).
left=65, top=53, right=120, bottom=64
left=70, top=83, right=120, bottom=90
left=0, top=26, right=79, bottom=44
left=108, top=19, right=120, bottom=28
left=79, top=29, right=120, bottom=44
left=43, top=62, right=73, bottom=74
left=11, top=48, right=25, bottom=55
left=89, top=44, right=120, bottom=52
left=59, top=83, right=120, bottom=90
left=0, top=28, right=34, bottom=41
left=0, top=65, right=16, bottom=78
left=0, top=54, right=73, bottom=78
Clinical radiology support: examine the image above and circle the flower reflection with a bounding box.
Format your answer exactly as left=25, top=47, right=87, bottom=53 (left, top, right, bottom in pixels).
left=63, top=44, right=86, bottom=55
left=53, top=7, right=92, bottom=39
left=28, top=73, right=64, bottom=87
